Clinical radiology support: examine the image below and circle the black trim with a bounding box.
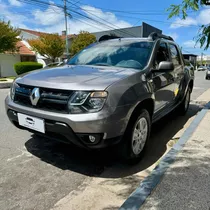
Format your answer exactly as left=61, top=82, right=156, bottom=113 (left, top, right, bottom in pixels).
left=7, top=109, right=122, bottom=149
left=149, top=32, right=174, bottom=41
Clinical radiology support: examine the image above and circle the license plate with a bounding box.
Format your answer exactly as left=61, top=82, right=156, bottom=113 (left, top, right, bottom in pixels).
left=17, top=113, right=45, bottom=133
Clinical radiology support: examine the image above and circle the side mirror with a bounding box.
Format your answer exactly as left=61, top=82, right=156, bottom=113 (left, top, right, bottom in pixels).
left=152, top=61, right=174, bottom=73
left=158, top=61, right=174, bottom=72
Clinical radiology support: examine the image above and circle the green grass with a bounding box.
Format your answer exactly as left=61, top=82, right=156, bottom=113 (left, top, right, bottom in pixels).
left=6, top=76, right=16, bottom=79
left=0, top=76, right=16, bottom=82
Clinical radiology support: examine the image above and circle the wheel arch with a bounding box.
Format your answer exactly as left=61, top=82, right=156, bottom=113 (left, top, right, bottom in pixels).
left=128, top=98, right=155, bottom=123
left=188, top=79, right=194, bottom=93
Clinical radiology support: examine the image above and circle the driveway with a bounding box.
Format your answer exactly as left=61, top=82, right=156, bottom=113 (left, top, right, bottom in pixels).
left=0, top=71, right=209, bottom=210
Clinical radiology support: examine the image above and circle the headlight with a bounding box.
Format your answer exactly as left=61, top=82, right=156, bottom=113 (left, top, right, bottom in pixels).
left=10, top=81, right=19, bottom=101
left=68, top=91, right=107, bottom=114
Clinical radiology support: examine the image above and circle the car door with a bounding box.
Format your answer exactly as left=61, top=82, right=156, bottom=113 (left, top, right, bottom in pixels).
left=152, top=41, right=175, bottom=112
left=168, top=44, right=184, bottom=102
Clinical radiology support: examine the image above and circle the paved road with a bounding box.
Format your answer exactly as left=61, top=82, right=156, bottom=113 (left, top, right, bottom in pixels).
left=191, top=70, right=210, bottom=100
left=0, top=71, right=209, bottom=210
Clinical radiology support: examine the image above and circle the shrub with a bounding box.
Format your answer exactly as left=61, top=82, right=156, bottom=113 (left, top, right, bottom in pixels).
left=14, top=62, right=43, bottom=75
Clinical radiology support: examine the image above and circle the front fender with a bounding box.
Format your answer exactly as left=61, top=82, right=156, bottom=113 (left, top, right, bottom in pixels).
left=182, top=66, right=194, bottom=98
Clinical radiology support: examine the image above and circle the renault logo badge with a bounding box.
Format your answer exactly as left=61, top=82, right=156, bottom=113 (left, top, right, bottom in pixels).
left=30, top=88, right=40, bottom=106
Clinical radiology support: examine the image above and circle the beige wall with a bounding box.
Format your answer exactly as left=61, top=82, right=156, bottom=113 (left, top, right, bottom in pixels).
left=0, top=54, right=20, bottom=77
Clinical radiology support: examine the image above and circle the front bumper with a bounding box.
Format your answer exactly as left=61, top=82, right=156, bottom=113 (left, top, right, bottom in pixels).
left=5, top=96, right=130, bottom=149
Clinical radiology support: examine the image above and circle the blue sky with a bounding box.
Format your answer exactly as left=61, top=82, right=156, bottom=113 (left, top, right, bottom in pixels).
left=1, top=0, right=210, bottom=55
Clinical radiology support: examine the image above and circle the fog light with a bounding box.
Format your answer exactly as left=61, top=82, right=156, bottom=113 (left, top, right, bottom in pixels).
left=77, top=133, right=103, bottom=145
left=89, top=135, right=96, bottom=143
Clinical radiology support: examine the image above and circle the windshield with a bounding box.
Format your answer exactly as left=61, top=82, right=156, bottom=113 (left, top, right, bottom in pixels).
left=68, top=40, right=153, bottom=70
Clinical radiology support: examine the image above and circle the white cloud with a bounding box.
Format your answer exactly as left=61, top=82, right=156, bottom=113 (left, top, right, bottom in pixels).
left=167, top=32, right=178, bottom=41
left=32, top=4, right=64, bottom=26
left=80, top=5, right=131, bottom=31
left=183, top=40, right=198, bottom=48
left=32, top=5, right=131, bottom=34
left=8, top=0, right=22, bottom=7
left=170, top=17, right=197, bottom=29
left=197, top=8, right=210, bottom=25
left=170, top=8, right=210, bottom=29
left=1, top=2, right=131, bottom=35
left=0, top=2, right=29, bottom=28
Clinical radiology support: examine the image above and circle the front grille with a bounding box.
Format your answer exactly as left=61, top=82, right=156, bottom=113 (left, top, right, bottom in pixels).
left=14, top=84, right=73, bottom=113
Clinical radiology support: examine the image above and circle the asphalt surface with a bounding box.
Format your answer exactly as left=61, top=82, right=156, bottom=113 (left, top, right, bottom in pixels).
left=0, top=71, right=209, bottom=210
left=191, top=70, right=210, bottom=100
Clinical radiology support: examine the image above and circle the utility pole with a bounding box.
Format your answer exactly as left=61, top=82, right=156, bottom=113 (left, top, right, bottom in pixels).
left=201, top=52, right=203, bottom=65
left=64, top=0, right=69, bottom=59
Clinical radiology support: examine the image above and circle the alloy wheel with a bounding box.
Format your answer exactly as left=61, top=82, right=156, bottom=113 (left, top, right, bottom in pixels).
left=131, top=117, right=148, bottom=155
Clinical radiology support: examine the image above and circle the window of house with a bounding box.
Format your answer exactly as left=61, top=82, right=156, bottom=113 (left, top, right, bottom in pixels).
left=21, top=55, right=36, bottom=62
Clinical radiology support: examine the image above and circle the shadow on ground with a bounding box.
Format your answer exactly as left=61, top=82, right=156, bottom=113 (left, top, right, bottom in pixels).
left=25, top=103, right=202, bottom=178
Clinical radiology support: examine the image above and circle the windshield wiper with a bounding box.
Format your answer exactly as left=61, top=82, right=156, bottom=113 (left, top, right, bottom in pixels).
left=94, top=63, right=111, bottom=66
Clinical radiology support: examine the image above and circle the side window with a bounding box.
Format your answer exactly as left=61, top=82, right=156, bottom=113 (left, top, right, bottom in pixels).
left=169, top=44, right=181, bottom=66
left=155, top=42, right=170, bottom=68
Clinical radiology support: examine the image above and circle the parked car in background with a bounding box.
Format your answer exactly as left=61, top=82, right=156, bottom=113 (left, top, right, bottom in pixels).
left=5, top=33, right=194, bottom=162
left=197, top=66, right=208, bottom=71
left=206, top=67, right=210, bottom=80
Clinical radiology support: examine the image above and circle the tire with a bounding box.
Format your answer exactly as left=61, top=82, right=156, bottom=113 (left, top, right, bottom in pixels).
left=206, top=76, right=209, bottom=80
left=178, top=88, right=191, bottom=115
left=118, top=109, right=151, bottom=164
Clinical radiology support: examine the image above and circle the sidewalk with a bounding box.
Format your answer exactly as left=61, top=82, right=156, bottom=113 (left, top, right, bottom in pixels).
left=120, top=106, right=210, bottom=210
left=0, top=79, right=13, bottom=88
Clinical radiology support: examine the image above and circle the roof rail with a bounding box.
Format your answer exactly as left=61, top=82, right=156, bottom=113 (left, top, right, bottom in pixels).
left=148, top=32, right=174, bottom=41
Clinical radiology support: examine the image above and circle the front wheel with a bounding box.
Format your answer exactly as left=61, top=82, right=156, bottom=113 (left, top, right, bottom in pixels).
left=119, top=109, right=151, bottom=163
left=178, top=88, right=191, bottom=115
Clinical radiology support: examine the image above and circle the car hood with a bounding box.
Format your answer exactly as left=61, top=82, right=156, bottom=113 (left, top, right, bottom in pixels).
left=16, top=65, right=137, bottom=90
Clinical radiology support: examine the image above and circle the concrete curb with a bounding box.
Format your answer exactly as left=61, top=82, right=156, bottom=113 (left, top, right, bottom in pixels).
left=119, top=102, right=210, bottom=210
left=0, top=80, right=13, bottom=89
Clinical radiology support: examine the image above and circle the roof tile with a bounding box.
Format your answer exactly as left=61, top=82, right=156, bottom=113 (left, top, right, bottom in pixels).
left=16, top=41, right=35, bottom=55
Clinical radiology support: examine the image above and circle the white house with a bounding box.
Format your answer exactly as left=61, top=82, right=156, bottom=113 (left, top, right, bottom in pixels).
left=0, top=40, right=36, bottom=77
left=0, top=28, right=73, bottom=77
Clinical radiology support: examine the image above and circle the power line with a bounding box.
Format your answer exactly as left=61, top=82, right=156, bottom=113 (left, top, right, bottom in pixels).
left=78, top=7, right=199, bottom=28
left=70, top=3, right=200, bottom=15
left=18, top=0, right=63, bottom=9
left=72, top=10, right=138, bottom=37
left=67, top=5, right=136, bottom=37
left=67, top=1, right=200, bottom=28
left=16, top=0, right=200, bottom=37
left=70, top=4, right=199, bottom=29
left=67, top=2, right=139, bottom=37
left=72, top=16, right=106, bottom=31
left=67, top=2, right=138, bottom=37
left=68, top=9, right=137, bottom=37
left=18, top=0, right=137, bottom=37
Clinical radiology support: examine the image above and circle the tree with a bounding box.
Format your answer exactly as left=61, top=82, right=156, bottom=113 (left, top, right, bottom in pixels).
left=0, top=21, right=20, bottom=53
left=167, top=0, right=210, bottom=50
left=70, top=31, right=96, bottom=56
left=29, top=34, right=65, bottom=62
